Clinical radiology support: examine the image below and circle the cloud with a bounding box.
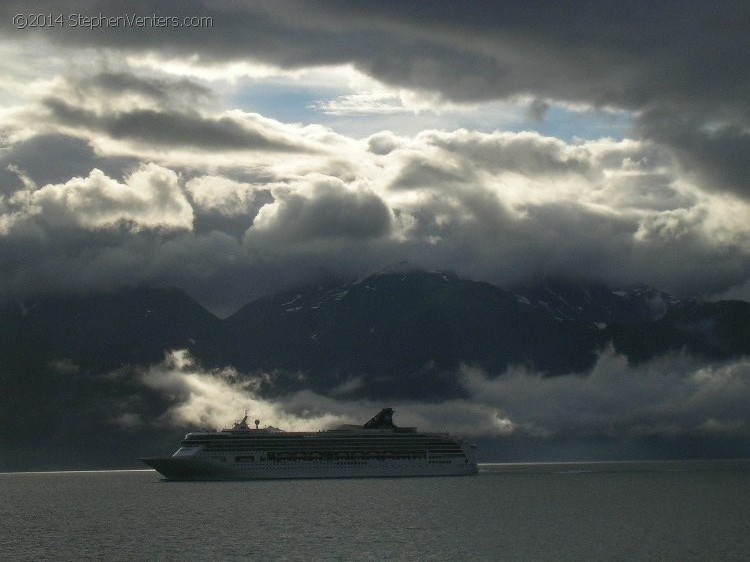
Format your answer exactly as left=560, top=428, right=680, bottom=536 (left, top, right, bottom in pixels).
left=636, top=108, right=750, bottom=198
left=136, top=349, right=518, bottom=436
left=82, top=71, right=215, bottom=112
left=6, top=1, right=745, bottom=201
left=186, top=175, right=268, bottom=218
left=185, top=175, right=272, bottom=237
left=371, top=130, right=750, bottom=296
left=249, top=175, right=393, bottom=244
left=366, top=131, right=405, bottom=155
left=7, top=3, right=745, bottom=113
left=527, top=99, right=550, bottom=122
left=461, top=348, right=750, bottom=440
left=42, top=96, right=308, bottom=152
left=1, top=68, right=322, bottom=174
left=422, top=129, right=593, bottom=178
left=134, top=348, right=750, bottom=444
left=5, top=164, right=192, bottom=232
left=313, top=91, right=411, bottom=116
left=2, top=124, right=750, bottom=312
left=0, top=134, right=138, bottom=192
left=140, top=349, right=354, bottom=431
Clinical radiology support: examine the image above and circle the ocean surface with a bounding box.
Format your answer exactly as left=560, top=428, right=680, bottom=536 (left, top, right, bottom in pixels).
left=1, top=460, right=749, bottom=561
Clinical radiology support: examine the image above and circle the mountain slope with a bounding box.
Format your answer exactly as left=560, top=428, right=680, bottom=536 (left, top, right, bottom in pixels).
left=608, top=299, right=750, bottom=362
left=0, top=287, right=220, bottom=462
left=220, top=271, right=672, bottom=398
left=1, top=286, right=221, bottom=370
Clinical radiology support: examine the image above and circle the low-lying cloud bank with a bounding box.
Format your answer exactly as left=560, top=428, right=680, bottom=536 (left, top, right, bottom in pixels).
left=130, top=348, right=750, bottom=445
left=3, top=125, right=750, bottom=314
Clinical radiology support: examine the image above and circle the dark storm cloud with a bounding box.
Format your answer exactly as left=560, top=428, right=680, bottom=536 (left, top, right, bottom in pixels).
left=0, top=134, right=138, bottom=192
left=5, top=0, right=750, bottom=107
left=0, top=223, right=246, bottom=307
left=0, top=162, right=201, bottom=301
left=84, top=71, right=214, bottom=110
left=4, top=70, right=316, bottom=164
left=406, top=195, right=749, bottom=300
left=42, top=96, right=306, bottom=152
left=390, top=196, right=632, bottom=289
left=636, top=108, right=750, bottom=199
left=7, top=1, right=745, bottom=110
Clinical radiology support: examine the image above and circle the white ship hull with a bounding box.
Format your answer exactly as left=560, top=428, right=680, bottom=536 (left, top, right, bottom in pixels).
left=142, top=456, right=478, bottom=480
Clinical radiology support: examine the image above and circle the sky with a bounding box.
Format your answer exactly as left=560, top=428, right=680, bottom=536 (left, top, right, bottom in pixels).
left=1, top=1, right=749, bottom=316
left=2, top=2, right=750, bottom=457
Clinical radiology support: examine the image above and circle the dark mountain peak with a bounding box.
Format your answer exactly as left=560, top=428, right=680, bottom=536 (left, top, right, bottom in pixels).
left=357, top=267, right=458, bottom=292
left=222, top=268, right=605, bottom=397
left=227, top=268, right=462, bottom=326
left=372, top=260, right=420, bottom=275
left=9, top=285, right=213, bottom=318
left=378, top=267, right=457, bottom=281
left=510, top=277, right=680, bottom=327
left=1, top=285, right=220, bottom=370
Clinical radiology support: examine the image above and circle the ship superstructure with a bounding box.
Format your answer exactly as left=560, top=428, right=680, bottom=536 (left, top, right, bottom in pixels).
left=142, top=408, right=478, bottom=480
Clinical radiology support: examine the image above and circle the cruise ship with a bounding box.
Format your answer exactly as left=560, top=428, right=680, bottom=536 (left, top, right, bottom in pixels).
left=141, top=408, right=478, bottom=480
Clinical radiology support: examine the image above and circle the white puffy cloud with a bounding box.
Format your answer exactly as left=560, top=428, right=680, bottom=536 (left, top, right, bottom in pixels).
left=186, top=175, right=269, bottom=217
left=249, top=174, right=393, bottom=244
left=4, top=164, right=193, bottom=232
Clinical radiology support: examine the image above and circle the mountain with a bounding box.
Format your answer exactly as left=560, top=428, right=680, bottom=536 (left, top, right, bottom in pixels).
left=509, top=278, right=679, bottom=327
left=2, top=270, right=749, bottom=469
left=608, top=299, right=750, bottom=363
left=1, top=286, right=221, bottom=371
left=221, top=270, right=606, bottom=397
left=0, top=287, right=219, bottom=469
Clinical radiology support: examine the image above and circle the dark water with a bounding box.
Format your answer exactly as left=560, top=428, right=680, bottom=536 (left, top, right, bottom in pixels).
left=2, top=461, right=749, bottom=561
